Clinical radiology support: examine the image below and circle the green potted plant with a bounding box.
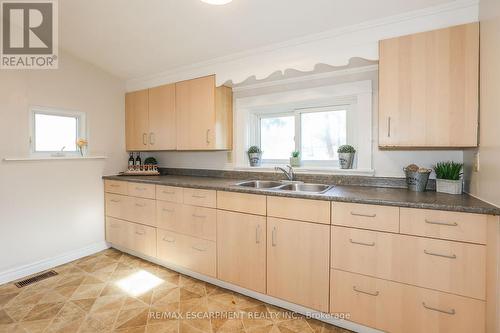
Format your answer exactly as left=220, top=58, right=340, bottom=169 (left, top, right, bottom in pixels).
left=337, top=145, right=356, bottom=169
left=247, top=146, right=262, bottom=167
left=290, top=150, right=301, bottom=167
left=433, top=161, right=464, bottom=194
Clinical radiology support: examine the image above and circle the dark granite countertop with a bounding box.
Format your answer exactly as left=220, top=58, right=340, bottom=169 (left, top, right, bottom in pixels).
left=103, top=175, right=500, bottom=216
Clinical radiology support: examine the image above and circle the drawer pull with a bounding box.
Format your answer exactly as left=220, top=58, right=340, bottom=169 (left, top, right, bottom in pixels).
left=162, top=191, right=175, bottom=195
left=162, top=237, right=175, bottom=243
left=110, top=224, right=120, bottom=229
left=109, top=184, right=120, bottom=187
left=135, top=230, right=146, bottom=235
left=256, top=224, right=261, bottom=244
left=349, top=239, right=375, bottom=247
left=424, top=219, right=458, bottom=227
left=135, top=203, right=146, bottom=207
left=350, top=212, right=377, bottom=218
left=192, top=194, right=206, bottom=199
left=162, top=208, right=174, bottom=213
left=110, top=199, right=120, bottom=203
left=192, top=245, right=207, bottom=252
left=272, top=227, right=277, bottom=247
left=135, top=187, right=146, bottom=191
left=353, top=286, right=379, bottom=297
left=192, top=214, right=206, bottom=219
left=422, top=302, right=456, bottom=315
left=424, top=249, right=457, bottom=259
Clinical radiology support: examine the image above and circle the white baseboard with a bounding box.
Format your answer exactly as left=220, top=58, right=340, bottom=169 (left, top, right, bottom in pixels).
left=112, top=245, right=382, bottom=333
left=0, top=241, right=110, bottom=285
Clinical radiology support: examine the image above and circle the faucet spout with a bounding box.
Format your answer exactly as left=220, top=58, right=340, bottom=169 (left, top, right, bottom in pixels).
left=275, top=165, right=295, bottom=181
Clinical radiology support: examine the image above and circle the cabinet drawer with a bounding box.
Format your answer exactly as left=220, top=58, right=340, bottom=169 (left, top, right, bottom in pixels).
left=127, top=182, right=156, bottom=199
left=106, top=217, right=130, bottom=248
left=157, top=229, right=216, bottom=277
left=156, top=201, right=182, bottom=231
left=331, top=226, right=486, bottom=299
left=400, top=208, right=487, bottom=244
left=217, top=191, right=266, bottom=215
left=156, top=185, right=183, bottom=203
left=180, top=205, right=216, bottom=241
left=130, top=223, right=156, bottom=257
left=105, top=194, right=129, bottom=220
left=332, top=202, right=399, bottom=232
left=331, top=269, right=485, bottom=333
left=183, top=188, right=216, bottom=208
left=267, top=196, right=330, bottom=224
left=105, top=194, right=156, bottom=227
left=104, top=180, right=128, bottom=195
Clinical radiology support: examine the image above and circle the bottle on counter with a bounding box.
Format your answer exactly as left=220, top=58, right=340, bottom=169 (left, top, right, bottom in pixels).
left=128, top=153, right=135, bottom=170
left=135, top=152, right=142, bottom=169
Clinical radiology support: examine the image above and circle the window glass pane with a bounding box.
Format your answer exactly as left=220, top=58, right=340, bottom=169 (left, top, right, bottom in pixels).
left=301, top=110, right=347, bottom=161
left=35, top=113, right=78, bottom=152
left=260, top=116, right=295, bottom=160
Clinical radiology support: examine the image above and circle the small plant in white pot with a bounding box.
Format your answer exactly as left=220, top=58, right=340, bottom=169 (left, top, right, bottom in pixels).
left=290, top=150, right=301, bottom=167
left=247, top=146, right=262, bottom=167
left=337, top=145, right=356, bottom=169
left=434, top=161, right=464, bottom=195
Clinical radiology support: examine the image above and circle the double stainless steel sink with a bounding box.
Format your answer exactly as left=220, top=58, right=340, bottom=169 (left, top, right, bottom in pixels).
left=235, top=180, right=332, bottom=194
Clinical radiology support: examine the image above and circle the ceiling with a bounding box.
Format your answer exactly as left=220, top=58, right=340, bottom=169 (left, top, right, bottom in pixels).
left=60, top=0, right=455, bottom=80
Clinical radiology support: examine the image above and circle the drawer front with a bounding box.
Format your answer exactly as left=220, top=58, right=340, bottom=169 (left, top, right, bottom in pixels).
left=400, top=208, right=487, bottom=244
left=180, top=205, right=216, bottom=241
left=127, top=182, right=156, bottom=199
left=331, top=269, right=485, bottom=333
left=105, top=194, right=129, bottom=220
left=127, top=197, right=156, bottom=227
left=105, top=217, right=130, bottom=248
left=156, top=201, right=182, bottom=231
left=157, top=229, right=216, bottom=277
left=183, top=188, right=216, bottom=208
left=217, top=191, right=266, bottom=215
left=156, top=185, right=183, bottom=203
left=267, top=196, right=330, bottom=224
left=331, top=226, right=486, bottom=299
left=332, top=202, right=399, bottom=232
left=130, top=223, right=156, bottom=257
left=104, top=180, right=128, bottom=195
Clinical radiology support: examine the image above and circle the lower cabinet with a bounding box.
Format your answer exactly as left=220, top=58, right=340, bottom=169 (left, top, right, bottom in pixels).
left=267, top=217, right=330, bottom=312
left=157, top=228, right=216, bottom=277
left=217, top=210, right=266, bottom=293
left=331, top=269, right=485, bottom=333
left=105, top=217, right=156, bottom=257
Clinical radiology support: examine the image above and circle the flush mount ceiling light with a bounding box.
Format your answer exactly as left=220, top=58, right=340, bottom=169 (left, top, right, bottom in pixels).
left=200, top=0, right=233, bottom=5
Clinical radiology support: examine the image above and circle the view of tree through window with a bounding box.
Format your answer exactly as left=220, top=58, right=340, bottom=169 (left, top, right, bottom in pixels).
left=260, top=116, right=295, bottom=160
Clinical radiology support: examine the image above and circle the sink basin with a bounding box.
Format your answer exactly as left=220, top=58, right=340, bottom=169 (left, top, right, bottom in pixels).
left=277, top=183, right=332, bottom=194
left=235, top=180, right=283, bottom=189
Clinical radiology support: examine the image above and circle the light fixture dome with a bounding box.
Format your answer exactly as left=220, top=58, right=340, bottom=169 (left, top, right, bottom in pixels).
left=200, top=0, right=232, bottom=5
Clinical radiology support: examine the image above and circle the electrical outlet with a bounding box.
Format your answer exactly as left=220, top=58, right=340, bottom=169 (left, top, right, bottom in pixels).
left=473, top=152, right=480, bottom=172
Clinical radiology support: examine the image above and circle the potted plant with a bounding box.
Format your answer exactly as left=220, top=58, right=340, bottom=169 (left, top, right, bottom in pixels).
left=290, top=150, right=301, bottom=167
left=247, top=146, right=262, bottom=167
left=337, top=145, right=356, bottom=169
left=433, top=161, right=464, bottom=194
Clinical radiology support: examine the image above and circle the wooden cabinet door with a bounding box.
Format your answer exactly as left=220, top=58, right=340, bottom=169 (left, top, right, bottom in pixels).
left=217, top=210, right=266, bottom=293
left=379, top=23, right=479, bottom=148
left=148, top=84, right=176, bottom=150
left=125, top=89, right=149, bottom=151
left=175, top=76, right=216, bottom=150
left=267, top=217, right=330, bottom=312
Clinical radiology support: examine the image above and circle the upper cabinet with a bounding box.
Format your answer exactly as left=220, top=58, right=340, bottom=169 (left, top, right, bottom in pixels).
left=125, top=75, right=232, bottom=151
left=378, top=23, right=479, bottom=148
left=176, top=75, right=233, bottom=150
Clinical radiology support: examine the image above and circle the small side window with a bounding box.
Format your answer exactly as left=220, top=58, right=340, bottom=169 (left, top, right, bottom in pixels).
left=30, top=107, right=86, bottom=155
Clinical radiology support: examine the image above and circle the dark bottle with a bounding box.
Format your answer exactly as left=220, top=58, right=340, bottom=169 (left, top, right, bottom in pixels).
left=135, top=152, right=142, bottom=167
left=128, top=153, right=135, bottom=169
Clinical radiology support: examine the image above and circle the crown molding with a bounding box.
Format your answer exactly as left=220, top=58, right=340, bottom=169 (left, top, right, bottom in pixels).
left=126, top=0, right=478, bottom=91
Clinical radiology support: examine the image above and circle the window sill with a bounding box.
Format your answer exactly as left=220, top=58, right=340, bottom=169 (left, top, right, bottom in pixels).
left=3, top=156, right=107, bottom=162
left=234, top=165, right=375, bottom=176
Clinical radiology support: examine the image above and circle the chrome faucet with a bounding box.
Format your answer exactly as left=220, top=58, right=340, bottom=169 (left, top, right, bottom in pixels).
left=275, top=165, right=295, bottom=181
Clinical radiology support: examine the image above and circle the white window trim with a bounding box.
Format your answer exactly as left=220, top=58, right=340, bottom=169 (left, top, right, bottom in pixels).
left=29, top=106, right=87, bottom=157
left=234, top=80, right=373, bottom=172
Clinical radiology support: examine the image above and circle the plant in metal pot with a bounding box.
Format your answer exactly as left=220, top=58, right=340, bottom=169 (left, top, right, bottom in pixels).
left=433, top=161, right=464, bottom=195
left=290, top=150, right=301, bottom=167
left=337, top=145, right=356, bottom=169
left=247, top=146, right=263, bottom=167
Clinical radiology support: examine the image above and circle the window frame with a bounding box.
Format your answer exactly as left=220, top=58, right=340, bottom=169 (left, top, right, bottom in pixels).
left=254, top=104, right=354, bottom=166
left=29, top=106, right=87, bottom=156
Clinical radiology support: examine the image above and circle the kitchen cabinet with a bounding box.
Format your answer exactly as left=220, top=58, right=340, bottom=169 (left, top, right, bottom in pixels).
left=125, top=83, right=176, bottom=151
left=176, top=75, right=232, bottom=150
left=267, top=217, right=330, bottom=312
left=379, top=23, right=479, bottom=148
left=217, top=210, right=266, bottom=293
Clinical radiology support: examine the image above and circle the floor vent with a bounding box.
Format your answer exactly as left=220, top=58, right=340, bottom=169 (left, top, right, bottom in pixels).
left=14, top=270, right=58, bottom=288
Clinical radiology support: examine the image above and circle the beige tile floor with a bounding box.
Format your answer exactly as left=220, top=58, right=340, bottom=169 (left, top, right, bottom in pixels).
left=0, top=249, right=353, bottom=333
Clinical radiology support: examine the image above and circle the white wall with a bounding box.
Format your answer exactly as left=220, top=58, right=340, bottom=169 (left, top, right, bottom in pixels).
left=149, top=69, right=462, bottom=178
left=0, top=51, right=126, bottom=280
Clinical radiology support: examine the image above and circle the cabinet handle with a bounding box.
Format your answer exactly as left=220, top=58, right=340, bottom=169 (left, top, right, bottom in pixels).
left=135, top=203, right=146, bottom=207
left=192, top=195, right=206, bottom=199
left=387, top=117, right=391, bottom=138
left=162, top=237, right=175, bottom=243
left=206, top=129, right=210, bottom=144
left=422, top=302, right=456, bottom=315
left=350, top=212, right=376, bottom=218
left=424, top=249, right=456, bottom=259
left=135, top=230, right=146, bottom=235
left=110, top=224, right=120, bottom=229
left=272, top=227, right=277, bottom=247
left=255, top=224, right=261, bottom=244
left=143, top=133, right=147, bottom=145
left=149, top=132, right=155, bottom=145
left=109, top=184, right=120, bottom=187
left=353, top=286, right=379, bottom=297
left=192, top=245, right=207, bottom=252
left=349, top=239, right=375, bottom=247
left=135, top=187, right=146, bottom=191
left=162, top=191, right=175, bottom=195
left=425, top=219, right=458, bottom=227
left=192, top=214, right=206, bottom=219
left=110, top=199, right=120, bottom=203
left=162, top=208, right=174, bottom=213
